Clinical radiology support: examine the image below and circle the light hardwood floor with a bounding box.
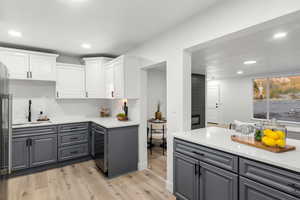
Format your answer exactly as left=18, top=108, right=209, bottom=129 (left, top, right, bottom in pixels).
left=148, top=147, right=167, bottom=180
left=7, top=149, right=173, bottom=200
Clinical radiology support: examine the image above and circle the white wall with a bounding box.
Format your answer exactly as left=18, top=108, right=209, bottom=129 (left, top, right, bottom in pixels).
left=208, top=77, right=253, bottom=125
left=10, top=80, right=109, bottom=123
left=125, top=0, right=300, bottom=191
left=147, top=69, right=167, bottom=119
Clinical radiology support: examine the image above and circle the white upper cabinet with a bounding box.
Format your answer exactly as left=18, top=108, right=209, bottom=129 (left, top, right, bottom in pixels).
left=104, top=62, right=115, bottom=98
left=29, top=54, right=56, bottom=81
left=56, top=63, right=85, bottom=99
left=0, top=50, right=29, bottom=79
left=104, top=55, right=141, bottom=99
left=83, top=57, right=112, bottom=98
left=0, top=47, right=58, bottom=81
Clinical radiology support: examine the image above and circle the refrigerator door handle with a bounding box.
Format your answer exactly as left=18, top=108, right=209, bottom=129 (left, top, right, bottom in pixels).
left=8, top=94, right=12, bottom=174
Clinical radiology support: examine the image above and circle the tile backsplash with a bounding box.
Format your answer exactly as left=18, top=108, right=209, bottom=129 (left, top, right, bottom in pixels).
left=9, top=80, right=109, bottom=123
left=9, top=80, right=139, bottom=123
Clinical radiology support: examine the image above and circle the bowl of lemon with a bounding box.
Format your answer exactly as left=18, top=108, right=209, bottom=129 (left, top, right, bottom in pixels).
left=262, top=127, right=287, bottom=148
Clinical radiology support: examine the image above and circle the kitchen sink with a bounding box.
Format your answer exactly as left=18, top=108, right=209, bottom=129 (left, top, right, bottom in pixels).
left=13, top=121, right=52, bottom=126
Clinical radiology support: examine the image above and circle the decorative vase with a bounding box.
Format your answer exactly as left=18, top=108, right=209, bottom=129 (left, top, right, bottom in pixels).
left=155, top=102, right=162, bottom=120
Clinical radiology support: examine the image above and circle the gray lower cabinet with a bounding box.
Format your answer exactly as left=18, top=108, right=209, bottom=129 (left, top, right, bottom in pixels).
left=30, top=134, right=57, bottom=167
left=199, top=162, right=238, bottom=200
left=240, top=177, right=299, bottom=200
left=173, top=138, right=300, bottom=200
left=12, top=137, right=29, bottom=171
left=174, top=153, right=199, bottom=200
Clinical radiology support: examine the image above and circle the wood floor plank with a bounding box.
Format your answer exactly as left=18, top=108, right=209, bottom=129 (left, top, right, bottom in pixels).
left=8, top=148, right=173, bottom=200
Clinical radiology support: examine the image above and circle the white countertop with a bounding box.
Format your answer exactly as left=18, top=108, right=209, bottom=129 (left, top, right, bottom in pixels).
left=173, top=127, right=300, bottom=173
left=12, top=116, right=139, bottom=129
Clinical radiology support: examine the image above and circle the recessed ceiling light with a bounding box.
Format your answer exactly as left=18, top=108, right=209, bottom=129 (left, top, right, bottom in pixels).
left=81, top=43, right=91, bottom=49
left=243, top=60, right=257, bottom=65
left=8, top=30, right=22, bottom=37
left=237, top=70, right=244, bottom=75
left=273, top=32, right=287, bottom=39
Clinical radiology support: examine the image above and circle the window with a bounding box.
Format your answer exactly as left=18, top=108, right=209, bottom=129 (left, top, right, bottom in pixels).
left=253, top=75, right=300, bottom=122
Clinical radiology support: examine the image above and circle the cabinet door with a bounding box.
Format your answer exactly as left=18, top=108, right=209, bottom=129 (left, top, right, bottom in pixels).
left=104, top=64, right=114, bottom=98
left=199, top=162, right=238, bottom=200
left=85, top=60, right=103, bottom=98
left=174, top=152, right=199, bottom=200
left=240, top=177, right=298, bottom=200
left=0, top=50, right=29, bottom=79
left=113, top=60, right=124, bottom=98
left=12, top=137, right=29, bottom=171
left=29, top=54, right=56, bottom=81
left=30, top=134, right=57, bottom=167
left=56, top=64, right=85, bottom=98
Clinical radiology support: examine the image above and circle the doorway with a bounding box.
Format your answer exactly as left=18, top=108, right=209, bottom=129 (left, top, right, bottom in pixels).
left=207, top=84, right=220, bottom=124
left=140, top=61, right=167, bottom=180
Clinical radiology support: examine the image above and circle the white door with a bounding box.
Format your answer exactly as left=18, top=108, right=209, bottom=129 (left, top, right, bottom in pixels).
left=85, top=60, right=103, bottom=98
left=56, top=64, right=85, bottom=99
left=29, top=54, right=56, bottom=81
left=104, top=64, right=114, bottom=98
left=207, top=85, right=220, bottom=123
left=0, top=50, right=29, bottom=79
left=113, top=60, right=124, bottom=99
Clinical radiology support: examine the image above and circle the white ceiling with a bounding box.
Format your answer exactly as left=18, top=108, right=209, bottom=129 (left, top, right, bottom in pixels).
left=191, top=13, right=300, bottom=80
left=0, top=0, right=221, bottom=56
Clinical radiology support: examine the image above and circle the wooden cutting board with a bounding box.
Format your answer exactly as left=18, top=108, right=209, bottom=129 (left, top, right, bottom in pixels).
left=231, top=135, right=296, bottom=153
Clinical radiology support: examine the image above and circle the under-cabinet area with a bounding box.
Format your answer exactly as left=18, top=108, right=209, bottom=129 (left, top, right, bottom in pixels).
left=173, top=128, right=300, bottom=200
left=11, top=121, right=138, bottom=178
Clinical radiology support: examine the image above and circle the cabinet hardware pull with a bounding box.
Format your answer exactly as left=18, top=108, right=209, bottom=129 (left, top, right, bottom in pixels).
left=198, top=165, right=201, bottom=177
left=26, top=71, right=29, bottom=78
left=70, top=137, right=79, bottom=140
left=56, top=92, right=59, bottom=98
left=86, top=92, right=88, bottom=98
left=194, top=163, right=198, bottom=175
left=192, top=151, right=205, bottom=156
left=70, top=151, right=78, bottom=154
left=26, top=139, right=30, bottom=146
left=30, top=71, right=32, bottom=78
left=111, top=91, right=114, bottom=98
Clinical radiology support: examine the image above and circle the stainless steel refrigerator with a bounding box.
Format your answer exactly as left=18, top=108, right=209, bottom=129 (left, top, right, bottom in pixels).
left=0, top=62, right=12, bottom=200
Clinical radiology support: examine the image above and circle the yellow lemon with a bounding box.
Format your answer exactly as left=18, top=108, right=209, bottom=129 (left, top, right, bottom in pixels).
left=264, top=130, right=279, bottom=140
left=262, top=137, right=276, bottom=147
left=275, top=130, right=286, bottom=139
left=276, top=139, right=286, bottom=148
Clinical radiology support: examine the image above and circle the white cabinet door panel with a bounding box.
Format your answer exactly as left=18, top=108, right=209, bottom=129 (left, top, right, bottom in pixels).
left=85, top=60, right=102, bottom=98
left=0, top=50, right=29, bottom=79
left=29, top=54, right=56, bottom=81
left=56, top=65, right=85, bottom=99
left=113, top=60, right=124, bottom=99
left=104, top=64, right=114, bottom=98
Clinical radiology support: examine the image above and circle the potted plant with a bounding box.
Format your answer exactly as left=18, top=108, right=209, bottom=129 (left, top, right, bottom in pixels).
left=116, top=113, right=128, bottom=121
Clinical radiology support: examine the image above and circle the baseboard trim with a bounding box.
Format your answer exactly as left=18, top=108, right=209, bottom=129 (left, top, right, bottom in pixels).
left=166, top=180, right=173, bottom=193
left=138, top=160, right=148, bottom=170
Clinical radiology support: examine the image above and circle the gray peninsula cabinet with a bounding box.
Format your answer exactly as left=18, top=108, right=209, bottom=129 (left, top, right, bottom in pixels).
left=174, top=138, right=300, bottom=200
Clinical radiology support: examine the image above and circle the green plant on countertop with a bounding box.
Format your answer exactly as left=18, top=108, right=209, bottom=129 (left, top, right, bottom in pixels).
left=116, top=113, right=126, bottom=118
left=255, top=129, right=262, bottom=141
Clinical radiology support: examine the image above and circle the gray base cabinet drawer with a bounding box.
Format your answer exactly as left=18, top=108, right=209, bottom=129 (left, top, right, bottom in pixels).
left=13, top=126, right=57, bottom=137
left=240, top=177, right=299, bottom=200
left=58, top=131, right=89, bottom=147
left=58, top=144, right=89, bottom=161
left=240, top=158, right=300, bottom=198
left=58, top=123, right=89, bottom=133
left=174, top=139, right=238, bottom=172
